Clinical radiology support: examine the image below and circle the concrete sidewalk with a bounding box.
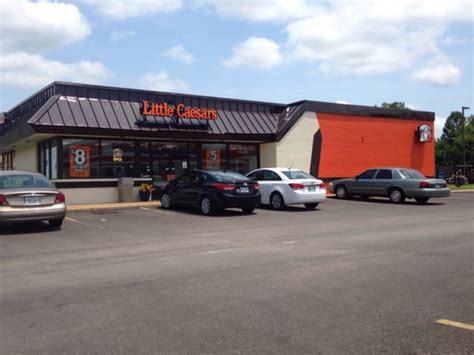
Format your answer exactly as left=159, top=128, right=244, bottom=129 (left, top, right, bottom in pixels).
left=68, top=201, right=161, bottom=211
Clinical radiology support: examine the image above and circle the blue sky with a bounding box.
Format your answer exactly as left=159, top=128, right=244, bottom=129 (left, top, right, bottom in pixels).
left=1, top=0, right=473, bottom=138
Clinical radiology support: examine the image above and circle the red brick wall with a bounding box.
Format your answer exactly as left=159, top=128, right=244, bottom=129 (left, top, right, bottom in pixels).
left=317, top=113, right=435, bottom=178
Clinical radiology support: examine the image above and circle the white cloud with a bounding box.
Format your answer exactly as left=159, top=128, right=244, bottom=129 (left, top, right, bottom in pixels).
left=435, top=115, right=447, bottom=139
left=202, top=0, right=320, bottom=22
left=111, top=30, right=136, bottom=43
left=0, top=53, right=111, bottom=87
left=223, top=37, right=283, bottom=69
left=86, top=0, right=182, bottom=19
left=141, top=71, right=189, bottom=92
left=411, top=62, right=461, bottom=85
left=0, top=0, right=91, bottom=53
left=442, top=36, right=469, bottom=45
left=163, top=45, right=194, bottom=64
left=283, top=0, right=472, bottom=75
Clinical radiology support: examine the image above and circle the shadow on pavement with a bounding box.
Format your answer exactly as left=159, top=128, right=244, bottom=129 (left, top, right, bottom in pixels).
left=0, top=221, right=59, bottom=235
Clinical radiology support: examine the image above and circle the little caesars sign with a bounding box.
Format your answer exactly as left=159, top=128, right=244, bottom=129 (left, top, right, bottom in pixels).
left=140, top=100, right=218, bottom=120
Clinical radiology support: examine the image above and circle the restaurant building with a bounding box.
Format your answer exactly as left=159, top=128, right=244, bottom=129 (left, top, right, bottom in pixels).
left=0, top=82, right=435, bottom=204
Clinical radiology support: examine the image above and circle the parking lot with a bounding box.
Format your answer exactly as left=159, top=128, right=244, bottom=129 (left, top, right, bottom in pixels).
left=1, top=193, right=473, bottom=353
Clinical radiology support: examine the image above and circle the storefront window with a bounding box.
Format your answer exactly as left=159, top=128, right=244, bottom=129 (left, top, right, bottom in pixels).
left=1, top=151, right=14, bottom=170
left=38, top=140, right=57, bottom=178
left=202, top=143, right=227, bottom=170
left=101, top=140, right=135, bottom=178
left=228, top=144, right=258, bottom=174
left=151, top=142, right=190, bottom=182
left=140, top=142, right=152, bottom=177
left=62, top=139, right=100, bottom=178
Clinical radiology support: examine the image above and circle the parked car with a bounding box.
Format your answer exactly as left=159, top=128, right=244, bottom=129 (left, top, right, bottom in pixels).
left=0, top=170, right=66, bottom=228
left=160, top=170, right=261, bottom=215
left=328, top=168, right=450, bottom=204
left=246, top=168, right=326, bottom=210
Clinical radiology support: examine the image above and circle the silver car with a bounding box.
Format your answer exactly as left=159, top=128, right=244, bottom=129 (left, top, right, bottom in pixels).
left=0, top=170, right=66, bottom=228
left=328, top=168, right=450, bottom=204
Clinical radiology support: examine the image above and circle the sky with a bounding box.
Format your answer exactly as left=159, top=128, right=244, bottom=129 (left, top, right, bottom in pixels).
left=0, top=0, right=473, bottom=138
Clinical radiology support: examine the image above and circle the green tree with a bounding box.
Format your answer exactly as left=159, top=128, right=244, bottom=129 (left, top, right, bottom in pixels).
left=435, top=111, right=474, bottom=167
left=381, top=102, right=407, bottom=109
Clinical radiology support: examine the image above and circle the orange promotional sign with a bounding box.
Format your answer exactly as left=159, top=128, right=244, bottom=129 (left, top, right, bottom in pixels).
left=69, top=145, right=90, bottom=178
left=141, top=100, right=218, bottom=120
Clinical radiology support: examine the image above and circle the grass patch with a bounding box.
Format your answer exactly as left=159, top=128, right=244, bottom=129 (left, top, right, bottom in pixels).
left=448, top=184, right=474, bottom=190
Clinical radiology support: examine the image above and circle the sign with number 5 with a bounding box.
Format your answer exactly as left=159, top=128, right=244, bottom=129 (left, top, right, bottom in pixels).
left=69, top=145, right=91, bottom=177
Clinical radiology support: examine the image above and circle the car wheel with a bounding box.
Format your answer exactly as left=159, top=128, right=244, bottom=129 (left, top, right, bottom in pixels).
left=389, top=188, right=405, bottom=204
left=304, top=203, right=318, bottom=210
left=160, top=192, right=172, bottom=209
left=242, top=207, right=255, bottom=214
left=200, top=196, right=214, bottom=215
left=49, top=219, right=63, bottom=229
left=415, top=197, right=430, bottom=204
left=335, top=185, right=348, bottom=199
left=270, top=192, right=285, bottom=210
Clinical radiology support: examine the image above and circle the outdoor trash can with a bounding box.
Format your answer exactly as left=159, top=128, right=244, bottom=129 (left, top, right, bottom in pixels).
left=118, top=177, right=135, bottom=202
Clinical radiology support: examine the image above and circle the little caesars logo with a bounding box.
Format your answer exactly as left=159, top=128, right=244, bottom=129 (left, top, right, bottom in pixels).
left=141, top=100, right=218, bottom=120
left=418, top=124, right=432, bottom=142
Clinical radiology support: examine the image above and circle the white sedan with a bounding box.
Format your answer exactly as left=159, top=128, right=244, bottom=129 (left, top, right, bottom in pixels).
left=246, top=168, right=326, bottom=210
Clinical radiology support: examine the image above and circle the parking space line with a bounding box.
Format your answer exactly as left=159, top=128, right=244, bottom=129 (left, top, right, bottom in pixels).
left=140, top=206, right=167, bottom=213
left=65, top=216, right=105, bottom=229
left=435, top=319, right=474, bottom=331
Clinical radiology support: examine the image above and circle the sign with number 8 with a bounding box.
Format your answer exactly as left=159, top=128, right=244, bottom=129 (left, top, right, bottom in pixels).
left=69, top=145, right=91, bottom=177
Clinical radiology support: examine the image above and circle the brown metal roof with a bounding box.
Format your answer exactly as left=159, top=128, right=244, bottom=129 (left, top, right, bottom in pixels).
left=0, top=81, right=435, bottom=147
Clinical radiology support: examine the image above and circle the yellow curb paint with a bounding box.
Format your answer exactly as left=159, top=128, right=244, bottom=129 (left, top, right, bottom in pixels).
left=140, top=206, right=165, bottom=213
left=436, top=319, right=474, bottom=331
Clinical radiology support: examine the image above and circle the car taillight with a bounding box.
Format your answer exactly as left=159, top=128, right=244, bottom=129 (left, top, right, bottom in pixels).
left=55, top=192, right=66, bottom=203
left=289, top=183, right=305, bottom=190
left=0, top=194, right=9, bottom=206
left=253, top=183, right=260, bottom=190
left=419, top=181, right=430, bottom=188
left=212, top=183, right=236, bottom=191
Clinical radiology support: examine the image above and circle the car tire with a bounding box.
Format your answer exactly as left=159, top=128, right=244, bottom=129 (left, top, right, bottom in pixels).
left=200, top=196, right=214, bottom=215
left=389, top=188, right=405, bottom=204
left=415, top=197, right=430, bottom=204
left=270, top=192, right=285, bottom=210
left=335, top=185, right=348, bottom=199
left=160, top=192, right=172, bottom=209
left=49, top=219, right=63, bottom=229
left=242, top=207, right=255, bottom=214
left=304, top=203, right=318, bottom=210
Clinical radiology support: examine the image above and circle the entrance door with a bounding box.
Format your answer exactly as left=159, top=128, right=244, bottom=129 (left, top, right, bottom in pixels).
left=150, top=142, right=197, bottom=184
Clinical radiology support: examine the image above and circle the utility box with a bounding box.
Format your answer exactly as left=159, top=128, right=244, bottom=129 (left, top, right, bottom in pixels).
left=118, top=177, right=135, bottom=202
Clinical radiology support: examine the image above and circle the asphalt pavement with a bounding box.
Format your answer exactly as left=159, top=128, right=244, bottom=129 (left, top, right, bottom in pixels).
left=1, top=193, right=473, bottom=354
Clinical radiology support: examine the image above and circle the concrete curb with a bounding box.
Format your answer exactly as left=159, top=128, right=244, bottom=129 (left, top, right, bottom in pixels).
left=68, top=201, right=161, bottom=211
left=450, top=189, right=474, bottom=193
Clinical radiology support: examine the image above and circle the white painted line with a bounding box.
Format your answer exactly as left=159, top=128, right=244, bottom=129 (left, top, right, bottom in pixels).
left=436, top=319, right=474, bottom=331
left=140, top=206, right=167, bottom=213
left=202, top=248, right=234, bottom=255
left=65, top=216, right=105, bottom=229
left=282, top=241, right=297, bottom=245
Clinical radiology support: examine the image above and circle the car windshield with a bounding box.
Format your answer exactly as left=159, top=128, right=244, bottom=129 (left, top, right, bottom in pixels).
left=209, top=171, right=249, bottom=183
left=282, top=170, right=314, bottom=180
left=399, top=169, right=425, bottom=179
left=0, top=174, right=53, bottom=189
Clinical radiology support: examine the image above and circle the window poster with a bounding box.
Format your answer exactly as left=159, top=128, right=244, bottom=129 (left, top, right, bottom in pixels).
left=69, top=145, right=91, bottom=177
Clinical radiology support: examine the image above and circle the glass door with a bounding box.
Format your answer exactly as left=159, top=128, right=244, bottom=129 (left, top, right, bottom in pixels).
left=150, top=142, right=197, bottom=182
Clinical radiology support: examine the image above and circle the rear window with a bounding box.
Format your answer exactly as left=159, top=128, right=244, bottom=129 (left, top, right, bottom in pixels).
left=399, top=169, right=425, bottom=179
left=209, top=171, right=249, bottom=183
left=0, top=174, right=53, bottom=189
left=282, top=170, right=314, bottom=180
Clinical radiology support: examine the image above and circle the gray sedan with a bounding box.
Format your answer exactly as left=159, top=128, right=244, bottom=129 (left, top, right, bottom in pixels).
left=328, top=168, right=450, bottom=204
left=0, top=170, right=66, bottom=228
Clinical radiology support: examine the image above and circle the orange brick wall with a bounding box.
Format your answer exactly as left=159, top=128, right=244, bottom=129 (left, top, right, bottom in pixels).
left=317, top=113, right=435, bottom=178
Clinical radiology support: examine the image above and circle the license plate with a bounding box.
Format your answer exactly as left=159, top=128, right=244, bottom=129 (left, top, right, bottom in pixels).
left=435, top=184, right=441, bottom=189
left=308, top=185, right=316, bottom=191
left=239, top=187, right=250, bottom=193
left=24, top=196, right=41, bottom=205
